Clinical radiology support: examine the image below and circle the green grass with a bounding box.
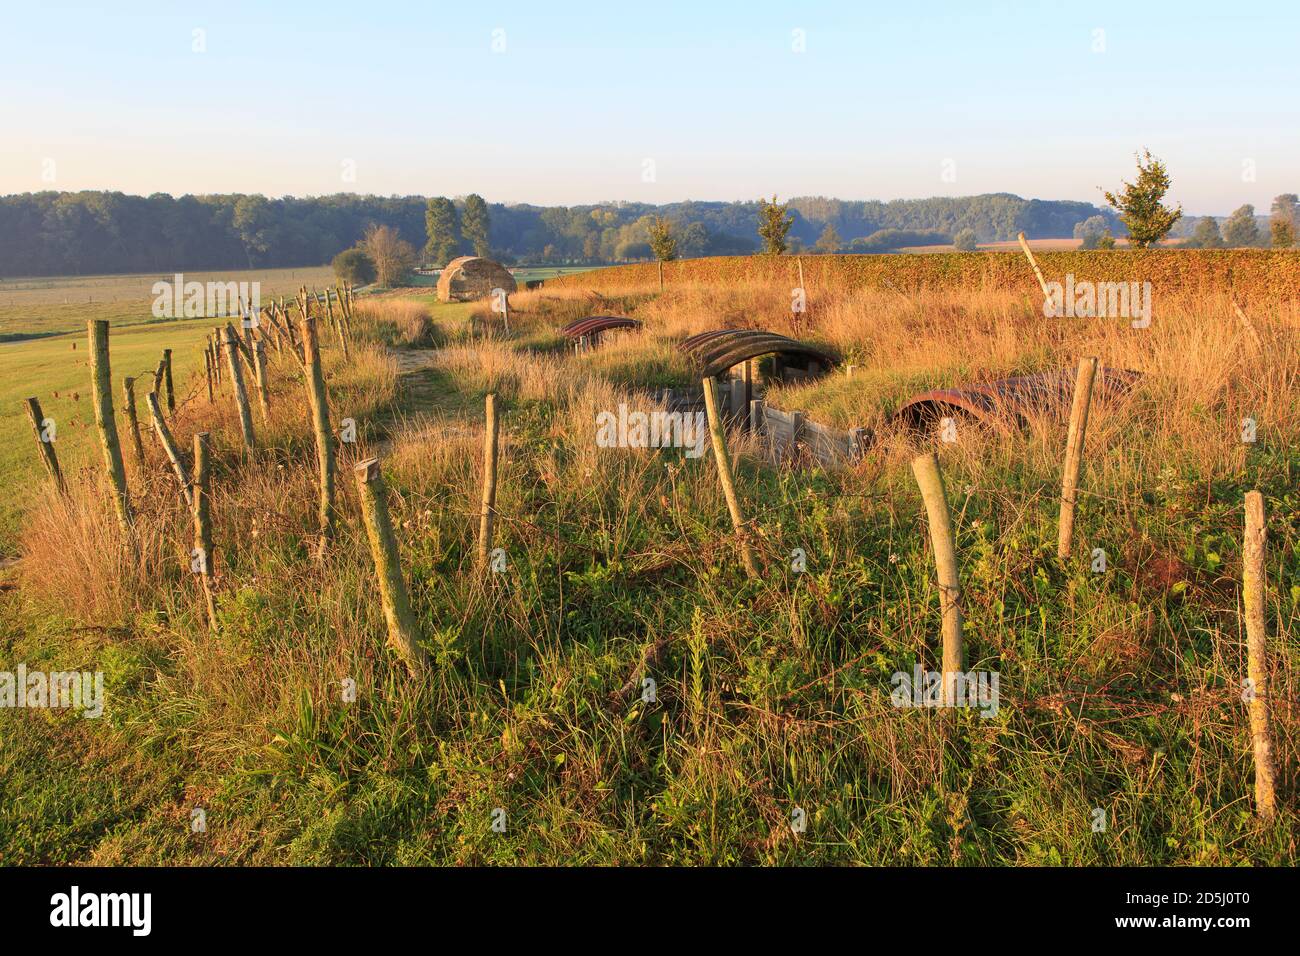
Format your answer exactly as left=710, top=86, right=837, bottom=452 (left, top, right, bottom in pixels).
left=0, top=266, right=336, bottom=339
left=0, top=316, right=218, bottom=554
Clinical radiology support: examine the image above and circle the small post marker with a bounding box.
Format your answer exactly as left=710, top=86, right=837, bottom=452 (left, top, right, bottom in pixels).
left=477, top=393, right=501, bottom=569
left=911, top=452, right=964, bottom=706
left=1242, top=491, right=1277, bottom=821
left=1057, top=356, right=1099, bottom=560
left=703, top=376, right=759, bottom=579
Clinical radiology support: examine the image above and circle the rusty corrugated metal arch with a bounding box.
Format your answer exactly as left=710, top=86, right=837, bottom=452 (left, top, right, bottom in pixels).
left=889, top=367, right=1143, bottom=434
left=679, top=328, right=841, bottom=379
left=561, top=315, right=642, bottom=339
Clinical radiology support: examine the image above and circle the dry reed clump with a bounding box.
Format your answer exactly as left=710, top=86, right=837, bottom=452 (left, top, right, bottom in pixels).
left=352, top=299, right=442, bottom=348
left=430, top=342, right=576, bottom=404
left=19, top=471, right=175, bottom=625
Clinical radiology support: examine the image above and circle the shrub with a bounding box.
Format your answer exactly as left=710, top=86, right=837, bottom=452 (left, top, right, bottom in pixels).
left=332, top=247, right=376, bottom=286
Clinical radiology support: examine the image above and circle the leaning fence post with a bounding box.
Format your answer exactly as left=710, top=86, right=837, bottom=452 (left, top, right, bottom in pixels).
left=911, top=452, right=965, bottom=706
left=1057, top=356, right=1098, bottom=560
left=355, top=458, right=427, bottom=671
left=203, top=347, right=214, bottom=402
left=1242, top=491, right=1277, bottom=821
left=252, top=338, right=272, bottom=422
left=193, top=432, right=218, bottom=631
left=220, top=326, right=257, bottom=453
left=703, top=376, right=759, bottom=578
left=300, top=316, right=336, bottom=549
left=88, top=320, right=133, bottom=531
left=146, top=391, right=193, bottom=507
left=476, top=392, right=501, bottom=568
left=1017, top=231, right=1052, bottom=305
left=24, top=397, right=65, bottom=493
left=122, top=376, right=146, bottom=468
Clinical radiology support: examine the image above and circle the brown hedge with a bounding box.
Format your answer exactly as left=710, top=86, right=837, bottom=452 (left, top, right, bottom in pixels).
left=544, top=250, right=1300, bottom=302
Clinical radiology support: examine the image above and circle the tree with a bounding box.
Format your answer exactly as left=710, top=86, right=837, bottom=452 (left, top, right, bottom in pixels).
left=363, top=224, right=415, bottom=287
left=1102, top=149, right=1182, bottom=247
left=1187, top=216, right=1225, bottom=249
left=1072, top=215, right=1109, bottom=250
left=462, top=194, right=491, bottom=257
left=332, top=247, right=376, bottom=285
left=953, top=228, right=979, bottom=251
left=678, top=221, right=709, bottom=258
left=423, top=197, right=461, bottom=266
left=1270, top=193, right=1297, bottom=248
left=1222, top=204, right=1260, bottom=247
left=757, top=195, right=793, bottom=255
left=813, top=223, right=842, bottom=254
left=647, top=216, right=677, bottom=261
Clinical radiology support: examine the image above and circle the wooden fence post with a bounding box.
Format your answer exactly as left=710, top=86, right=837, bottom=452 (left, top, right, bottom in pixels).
left=162, top=348, right=175, bottom=413
left=193, top=431, right=217, bottom=631
left=88, top=320, right=133, bottom=530
left=300, top=316, right=336, bottom=547
left=1243, top=491, right=1277, bottom=820
left=252, top=339, right=272, bottom=422
left=121, top=376, right=147, bottom=468
left=911, top=452, right=964, bottom=706
left=477, top=393, right=501, bottom=568
left=220, top=326, right=257, bottom=452
left=146, top=391, right=193, bottom=506
left=703, top=376, right=759, bottom=578
left=203, top=347, right=214, bottom=402
left=24, top=397, right=65, bottom=493
left=1057, top=356, right=1099, bottom=560
left=355, top=457, right=427, bottom=670
left=1017, top=231, right=1052, bottom=306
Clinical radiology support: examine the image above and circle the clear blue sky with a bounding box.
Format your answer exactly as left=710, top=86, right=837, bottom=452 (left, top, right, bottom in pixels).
left=2, top=0, right=1296, bottom=214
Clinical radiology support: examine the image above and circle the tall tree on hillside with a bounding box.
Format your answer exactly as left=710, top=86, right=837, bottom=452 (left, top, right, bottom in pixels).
left=813, top=223, right=842, bottom=253
left=1102, top=149, right=1182, bottom=247
left=1222, top=204, right=1260, bottom=247
left=363, top=224, right=416, bottom=287
left=757, top=195, right=793, bottom=255
left=462, top=194, right=492, bottom=257
left=424, top=197, right=461, bottom=266
left=1188, top=216, right=1225, bottom=248
left=1270, top=193, right=1297, bottom=248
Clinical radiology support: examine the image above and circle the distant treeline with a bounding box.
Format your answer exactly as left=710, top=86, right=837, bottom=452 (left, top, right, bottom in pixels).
left=0, top=190, right=1115, bottom=277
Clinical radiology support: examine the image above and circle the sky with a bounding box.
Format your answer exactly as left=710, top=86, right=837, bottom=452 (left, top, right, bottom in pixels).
left=1, top=0, right=1297, bottom=215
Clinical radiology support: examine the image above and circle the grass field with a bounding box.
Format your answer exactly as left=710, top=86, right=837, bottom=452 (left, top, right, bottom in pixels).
left=1, top=261, right=1296, bottom=865
left=0, top=266, right=337, bottom=340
